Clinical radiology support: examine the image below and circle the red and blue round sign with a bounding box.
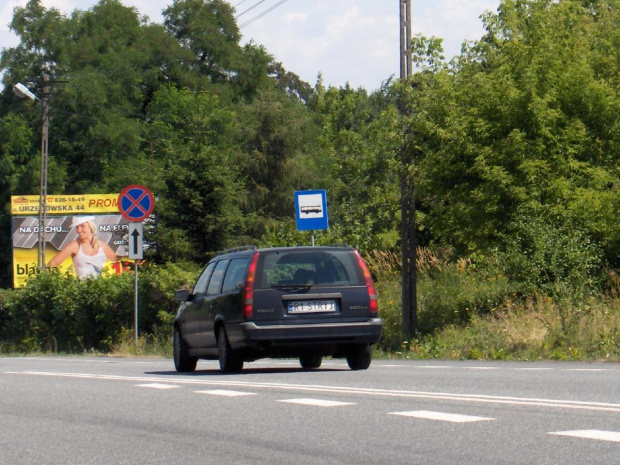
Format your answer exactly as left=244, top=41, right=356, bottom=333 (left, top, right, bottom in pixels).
left=118, top=184, right=155, bottom=222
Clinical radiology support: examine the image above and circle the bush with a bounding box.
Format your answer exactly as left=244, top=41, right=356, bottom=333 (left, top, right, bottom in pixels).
left=370, top=248, right=515, bottom=353
left=500, top=208, right=604, bottom=297
left=0, top=263, right=200, bottom=354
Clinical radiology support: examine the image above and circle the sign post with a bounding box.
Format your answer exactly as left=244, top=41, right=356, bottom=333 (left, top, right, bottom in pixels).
left=294, top=190, right=329, bottom=245
left=118, top=185, right=154, bottom=347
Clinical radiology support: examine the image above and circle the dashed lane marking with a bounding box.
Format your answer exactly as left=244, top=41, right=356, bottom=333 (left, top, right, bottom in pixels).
left=278, top=398, right=356, bottom=407
left=135, top=383, right=181, bottom=389
left=195, top=389, right=256, bottom=397
left=566, top=369, right=613, bottom=372
left=7, top=371, right=620, bottom=413
left=550, top=430, right=620, bottom=443
left=389, top=410, right=494, bottom=423
left=514, top=368, right=554, bottom=371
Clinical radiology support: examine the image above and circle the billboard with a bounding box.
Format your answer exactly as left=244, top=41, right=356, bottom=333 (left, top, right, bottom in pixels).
left=11, top=194, right=132, bottom=287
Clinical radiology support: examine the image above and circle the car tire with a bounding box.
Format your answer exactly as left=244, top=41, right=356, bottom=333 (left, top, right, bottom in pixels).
left=218, top=327, right=244, bottom=373
left=346, top=344, right=372, bottom=370
left=173, top=328, right=197, bottom=372
left=299, top=354, right=323, bottom=369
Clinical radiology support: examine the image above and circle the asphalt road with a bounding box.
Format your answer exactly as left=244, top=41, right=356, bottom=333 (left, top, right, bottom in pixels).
left=2, top=356, right=620, bottom=464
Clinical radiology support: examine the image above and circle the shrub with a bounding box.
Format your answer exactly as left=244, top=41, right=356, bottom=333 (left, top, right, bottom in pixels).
left=0, top=263, right=200, bottom=354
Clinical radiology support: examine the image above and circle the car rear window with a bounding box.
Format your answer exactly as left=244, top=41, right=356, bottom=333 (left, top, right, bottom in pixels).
left=255, top=250, right=363, bottom=289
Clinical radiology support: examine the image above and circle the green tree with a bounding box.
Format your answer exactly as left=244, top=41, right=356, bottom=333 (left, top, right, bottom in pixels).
left=145, top=86, right=246, bottom=263
left=163, top=0, right=241, bottom=83
left=312, top=82, right=401, bottom=251
left=407, top=0, right=620, bottom=290
left=237, top=87, right=321, bottom=225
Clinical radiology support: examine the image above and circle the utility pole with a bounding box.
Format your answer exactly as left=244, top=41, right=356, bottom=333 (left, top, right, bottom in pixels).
left=39, top=74, right=50, bottom=271
left=399, top=0, right=417, bottom=340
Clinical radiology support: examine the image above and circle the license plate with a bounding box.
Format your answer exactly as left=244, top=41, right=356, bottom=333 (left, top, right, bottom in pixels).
left=288, top=299, right=338, bottom=314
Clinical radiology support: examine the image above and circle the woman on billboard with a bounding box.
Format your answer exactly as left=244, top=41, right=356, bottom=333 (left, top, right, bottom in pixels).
left=48, top=216, right=117, bottom=279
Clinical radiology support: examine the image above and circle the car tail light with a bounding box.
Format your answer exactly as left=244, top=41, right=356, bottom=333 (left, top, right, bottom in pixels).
left=355, top=251, right=378, bottom=317
left=243, top=251, right=260, bottom=319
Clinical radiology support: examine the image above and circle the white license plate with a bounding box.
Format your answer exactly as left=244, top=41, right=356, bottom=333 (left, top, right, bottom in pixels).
left=288, top=299, right=338, bottom=314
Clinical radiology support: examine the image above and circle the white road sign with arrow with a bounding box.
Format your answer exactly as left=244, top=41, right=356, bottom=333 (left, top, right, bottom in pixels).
left=128, top=223, right=143, bottom=259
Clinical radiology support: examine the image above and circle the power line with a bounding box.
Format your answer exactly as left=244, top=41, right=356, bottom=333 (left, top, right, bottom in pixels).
left=236, top=0, right=269, bottom=18
left=234, top=0, right=250, bottom=7
left=238, top=0, right=290, bottom=28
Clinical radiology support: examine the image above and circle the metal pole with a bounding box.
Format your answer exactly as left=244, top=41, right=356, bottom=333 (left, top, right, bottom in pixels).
left=134, top=259, right=139, bottom=347
left=38, top=74, right=50, bottom=271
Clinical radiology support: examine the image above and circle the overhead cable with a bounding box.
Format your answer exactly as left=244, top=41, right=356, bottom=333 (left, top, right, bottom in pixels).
left=239, top=0, right=290, bottom=28
left=236, top=0, right=269, bottom=18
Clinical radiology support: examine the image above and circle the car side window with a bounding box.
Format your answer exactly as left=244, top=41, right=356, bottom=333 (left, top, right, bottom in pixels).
left=192, top=262, right=215, bottom=296
left=221, top=258, right=250, bottom=294
left=206, top=260, right=229, bottom=296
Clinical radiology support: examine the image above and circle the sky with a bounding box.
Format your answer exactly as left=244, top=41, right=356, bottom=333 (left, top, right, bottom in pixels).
left=0, top=0, right=501, bottom=92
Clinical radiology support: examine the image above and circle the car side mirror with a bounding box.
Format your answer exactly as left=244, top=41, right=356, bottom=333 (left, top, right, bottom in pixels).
left=175, top=289, right=190, bottom=301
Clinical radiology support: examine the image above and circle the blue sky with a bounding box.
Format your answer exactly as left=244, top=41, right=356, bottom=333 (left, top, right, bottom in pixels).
left=1, top=0, right=500, bottom=91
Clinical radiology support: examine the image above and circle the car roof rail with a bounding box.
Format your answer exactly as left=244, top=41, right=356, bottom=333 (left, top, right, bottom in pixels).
left=217, top=246, right=257, bottom=256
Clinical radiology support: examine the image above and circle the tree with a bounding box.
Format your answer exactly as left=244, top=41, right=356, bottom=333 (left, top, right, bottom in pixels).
left=145, top=86, right=246, bottom=263
left=237, top=87, right=321, bottom=225
left=312, top=83, right=401, bottom=251
left=407, top=0, right=620, bottom=289
left=163, top=0, right=241, bottom=84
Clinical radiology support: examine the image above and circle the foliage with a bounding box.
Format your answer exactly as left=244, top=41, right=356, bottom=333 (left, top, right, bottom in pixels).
left=311, top=83, right=402, bottom=252
left=145, top=86, right=247, bottom=262
left=407, top=0, right=620, bottom=294
left=376, top=249, right=620, bottom=361
left=0, top=263, right=198, bottom=353
left=4, top=0, right=620, bottom=358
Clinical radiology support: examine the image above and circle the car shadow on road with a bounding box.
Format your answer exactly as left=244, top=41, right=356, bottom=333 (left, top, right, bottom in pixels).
left=145, top=367, right=348, bottom=376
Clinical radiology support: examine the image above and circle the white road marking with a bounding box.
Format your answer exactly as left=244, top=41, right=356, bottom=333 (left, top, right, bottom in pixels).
left=390, top=410, right=494, bottom=423
left=550, top=430, right=620, bottom=443
left=514, top=368, right=553, bottom=371
left=278, top=398, right=355, bottom=407
left=566, top=369, right=612, bottom=372
left=135, top=383, right=181, bottom=389
left=195, top=389, right=256, bottom=397
left=7, top=370, right=620, bottom=413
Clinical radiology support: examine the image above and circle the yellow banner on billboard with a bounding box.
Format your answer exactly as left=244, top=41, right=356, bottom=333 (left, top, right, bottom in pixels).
left=11, top=194, right=120, bottom=215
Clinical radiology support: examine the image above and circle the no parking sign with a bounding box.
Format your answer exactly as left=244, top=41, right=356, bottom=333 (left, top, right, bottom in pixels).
left=118, top=184, right=154, bottom=222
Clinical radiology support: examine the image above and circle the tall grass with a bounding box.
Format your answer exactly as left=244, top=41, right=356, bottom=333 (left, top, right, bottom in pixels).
left=369, top=248, right=620, bottom=361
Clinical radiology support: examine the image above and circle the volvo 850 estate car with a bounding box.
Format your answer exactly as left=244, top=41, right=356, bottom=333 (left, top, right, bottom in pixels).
left=173, top=246, right=383, bottom=373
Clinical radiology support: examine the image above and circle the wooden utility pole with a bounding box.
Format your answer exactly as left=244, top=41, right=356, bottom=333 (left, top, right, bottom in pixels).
left=38, top=74, right=50, bottom=271
left=400, top=0, right=413, bottom=79
left=399, top=0, right=417, bottom=340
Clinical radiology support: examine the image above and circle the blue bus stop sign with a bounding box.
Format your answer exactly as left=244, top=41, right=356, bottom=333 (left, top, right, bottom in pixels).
left=118, top=184, right=155, bottom=222
left=295, top=190, right=328, bottom=231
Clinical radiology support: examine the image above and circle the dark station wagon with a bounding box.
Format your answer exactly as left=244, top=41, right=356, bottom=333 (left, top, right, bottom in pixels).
left=173, top=246, right=383, bottom=373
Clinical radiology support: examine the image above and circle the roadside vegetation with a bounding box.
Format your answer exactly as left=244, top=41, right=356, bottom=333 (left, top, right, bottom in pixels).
left=2, top=248, right=620, bottom=362
left=3, top=0, right=620, bottom=360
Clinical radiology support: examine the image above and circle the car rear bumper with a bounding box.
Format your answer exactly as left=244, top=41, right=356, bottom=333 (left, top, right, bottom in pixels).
left=228, top=318, right=383, bottom=350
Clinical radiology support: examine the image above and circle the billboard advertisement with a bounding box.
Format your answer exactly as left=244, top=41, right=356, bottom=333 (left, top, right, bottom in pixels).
left=11, top=194, right=132, bottom=287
